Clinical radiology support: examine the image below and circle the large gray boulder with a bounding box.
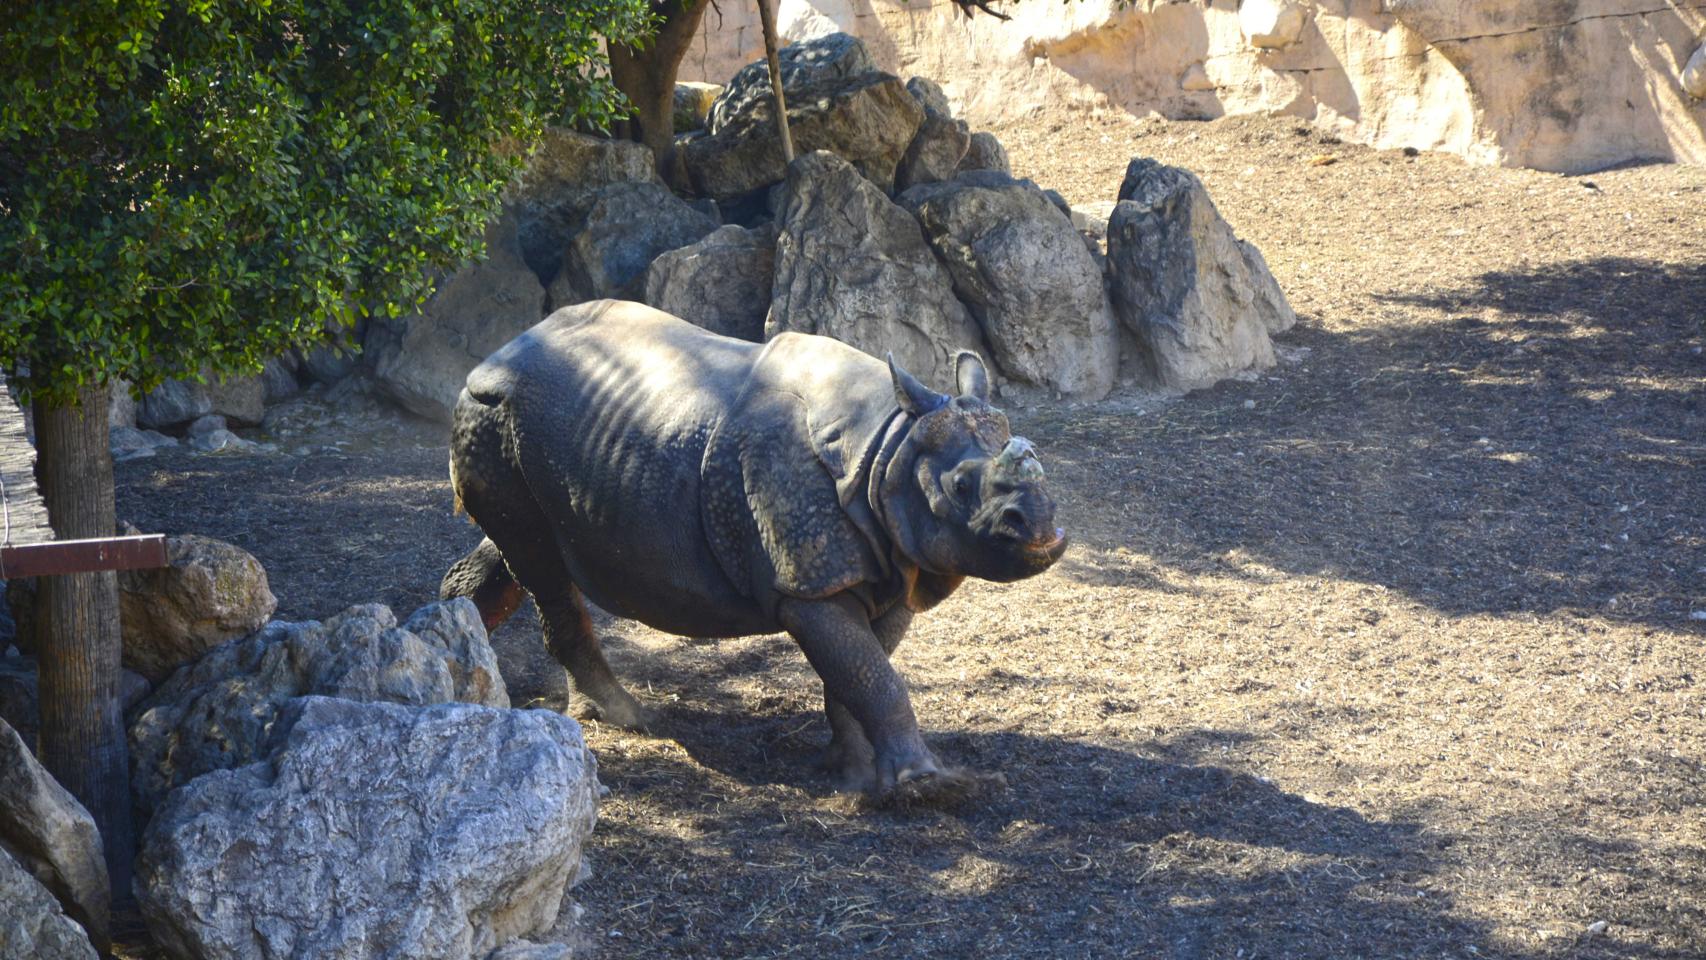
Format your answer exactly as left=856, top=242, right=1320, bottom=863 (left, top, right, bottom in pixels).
left=136, top=380, right=211, bottom=430
left=705, top=32, right=875, bottom=135
left=0, top=719, right=109, bottom=953
left=508, top=127, right=661, bottom=283
left=901, top=172, right=1118, bottom=401
left=768, top=152, right=985, bottom=392
left=0, top=847, right=97, bottom=960
left=682, top=72, right=924, bottom=200
left=1106, top=158, right=1295, bottom=390
left=128, top=599, right=507, bottom=818
left=365, top=216, right=546, bottom=423
left=546, top=181, right=719, bottom=309
left=118, top=534, right=277, bottom=683
left=138, top=696, right=599, bottom=960
left=643, top=223, right=777, bottom=342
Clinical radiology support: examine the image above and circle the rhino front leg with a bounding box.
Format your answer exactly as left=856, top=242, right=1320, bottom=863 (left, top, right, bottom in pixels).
left=820, top=606, right=912, bottom=791
left=780, top=596, right=960, bottom=794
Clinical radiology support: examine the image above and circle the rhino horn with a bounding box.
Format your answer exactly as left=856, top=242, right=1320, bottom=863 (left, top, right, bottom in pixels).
left=994, top=437, right=1044, bottom=482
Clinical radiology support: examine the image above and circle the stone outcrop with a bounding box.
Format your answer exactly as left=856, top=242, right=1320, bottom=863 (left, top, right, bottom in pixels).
left=768, top=151, right=986, bottom=392
left=128, top=599, right=507, bottom=817
left=901, top=172, right=1118, bottom=401
left=546, top=181, right=719, bottom=308
left=0, top=718, right=109, bottom=953
left=117, top=534, right=277, bottom=683
left=681, top=0, right=1706, bottom=174
left=138, top=696, right=599, bottom=960
left=643, top=223, right=777, bottom=342
left=1687, top=42, right=1706, bottom=99
left=136, top=380, right=211, bottom=430
left=683, top=69, right=924, bottom=200
left=0, top=847, right=98, bottom=960
left=364, top=216, right=545, bottom=423
left=1106, top=158, right=1294, bottom=391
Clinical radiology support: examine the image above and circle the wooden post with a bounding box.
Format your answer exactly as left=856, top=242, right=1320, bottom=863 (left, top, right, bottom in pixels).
left=757, top=0, right=795, bottom=163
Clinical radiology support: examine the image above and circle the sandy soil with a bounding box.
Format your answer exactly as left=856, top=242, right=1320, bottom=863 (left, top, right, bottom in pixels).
left=114, top=111, right=1706, bottom=959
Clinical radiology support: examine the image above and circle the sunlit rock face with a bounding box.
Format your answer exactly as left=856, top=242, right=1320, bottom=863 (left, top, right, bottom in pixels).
left=681, top=0, right=1706, bottom=174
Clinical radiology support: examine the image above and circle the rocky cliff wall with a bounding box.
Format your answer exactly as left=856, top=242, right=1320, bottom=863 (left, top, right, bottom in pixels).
left=681, top=0, right=1706, bottom=173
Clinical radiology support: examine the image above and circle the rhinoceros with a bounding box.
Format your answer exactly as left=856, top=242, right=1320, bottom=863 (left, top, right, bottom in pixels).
left=442, top=299, right=1066, bottom=796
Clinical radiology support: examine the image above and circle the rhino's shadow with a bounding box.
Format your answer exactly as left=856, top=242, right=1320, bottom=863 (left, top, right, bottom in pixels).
left=594, top=701, right=1583, bottom=959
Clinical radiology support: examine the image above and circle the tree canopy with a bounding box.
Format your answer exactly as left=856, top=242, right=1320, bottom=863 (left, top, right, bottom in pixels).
left=1, top=0, right=652, bottom=407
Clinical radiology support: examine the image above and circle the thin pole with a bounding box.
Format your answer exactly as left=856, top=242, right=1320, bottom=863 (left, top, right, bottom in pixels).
left=756, top=0, right=795, bottom=162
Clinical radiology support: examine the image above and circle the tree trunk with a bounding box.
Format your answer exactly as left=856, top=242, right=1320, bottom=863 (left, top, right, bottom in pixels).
left=608, top=0, right=714, bottom=181
left=32, top=383, right=135, bottom=905
left=756, top=0, right=795, bottom=163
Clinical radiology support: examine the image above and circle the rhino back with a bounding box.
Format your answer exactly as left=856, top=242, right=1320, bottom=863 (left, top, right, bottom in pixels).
left=466, top=300, right=770, bottom=634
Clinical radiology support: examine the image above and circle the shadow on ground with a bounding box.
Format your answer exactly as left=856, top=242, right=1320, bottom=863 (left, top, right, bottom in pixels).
left=586, top=688, right=1690, bottom=960
left=1038, top=257, right=1705, bottom=629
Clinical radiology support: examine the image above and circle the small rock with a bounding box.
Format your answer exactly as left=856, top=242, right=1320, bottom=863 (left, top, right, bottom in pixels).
left=117, top=534, right=278, bottom=683
left=1586, top=920, right=1609, bottom=937
left=1683, top=43, right=1706, bottom=99
left=957, top=131, right=1010, bottom=175
left=905, top=76, right=952, bottom=119
left=186, top=414, right=227, bottom=437
left=206, top=374, right=264, bottom=426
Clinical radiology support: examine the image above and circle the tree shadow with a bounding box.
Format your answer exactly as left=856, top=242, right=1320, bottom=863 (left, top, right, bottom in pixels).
left=1041, top=256, right=1705, bottom=629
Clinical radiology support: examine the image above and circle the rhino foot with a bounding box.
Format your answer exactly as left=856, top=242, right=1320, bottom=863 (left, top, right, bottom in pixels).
left=884, top=767, right=1007, bottom=808
left=576, top=687, right=657, bottom=734
left=816, top=737, right=878, bottom=793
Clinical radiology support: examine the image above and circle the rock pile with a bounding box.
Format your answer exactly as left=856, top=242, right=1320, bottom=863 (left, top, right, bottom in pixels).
left=120, top=596, right=600, bottom=960
left=127, top=31, right=1296, bottom=435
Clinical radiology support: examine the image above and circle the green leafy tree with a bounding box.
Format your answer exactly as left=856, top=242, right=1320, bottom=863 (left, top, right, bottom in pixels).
left=0, top=0, right=649, bottom=901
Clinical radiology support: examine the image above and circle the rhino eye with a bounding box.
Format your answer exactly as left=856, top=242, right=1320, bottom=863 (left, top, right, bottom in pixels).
left=952, top=473, right=973, bottom=500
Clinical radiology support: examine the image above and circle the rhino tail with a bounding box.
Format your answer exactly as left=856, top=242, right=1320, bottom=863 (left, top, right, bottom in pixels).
left=441, top=537, right=525, bottom=632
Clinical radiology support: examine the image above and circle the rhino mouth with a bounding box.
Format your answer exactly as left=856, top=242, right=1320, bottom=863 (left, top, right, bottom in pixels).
left=1022, top=528, right=1069, bottom=564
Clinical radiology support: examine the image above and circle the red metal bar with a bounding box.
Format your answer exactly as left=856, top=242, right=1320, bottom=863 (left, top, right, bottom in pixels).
left=0, top=534, right=169, bottom=579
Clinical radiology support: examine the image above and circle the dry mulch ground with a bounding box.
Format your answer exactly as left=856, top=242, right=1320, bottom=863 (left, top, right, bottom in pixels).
left=114, top=111, right=1705, bottom=959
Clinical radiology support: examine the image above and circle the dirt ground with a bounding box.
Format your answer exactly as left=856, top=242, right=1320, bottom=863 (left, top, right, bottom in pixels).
left=114, top=112, right=1705, bottom=959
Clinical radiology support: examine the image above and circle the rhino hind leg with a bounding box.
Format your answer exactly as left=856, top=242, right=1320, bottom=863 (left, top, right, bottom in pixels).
left=450, top=399, right=652, bottom=731
left=441, top=537, right=527, bottom=632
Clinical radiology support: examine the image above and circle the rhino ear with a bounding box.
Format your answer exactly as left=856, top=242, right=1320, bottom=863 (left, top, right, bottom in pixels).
left=887, top=352, right=947, bottom=416
left=955, top=351, right=990, bottom=401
